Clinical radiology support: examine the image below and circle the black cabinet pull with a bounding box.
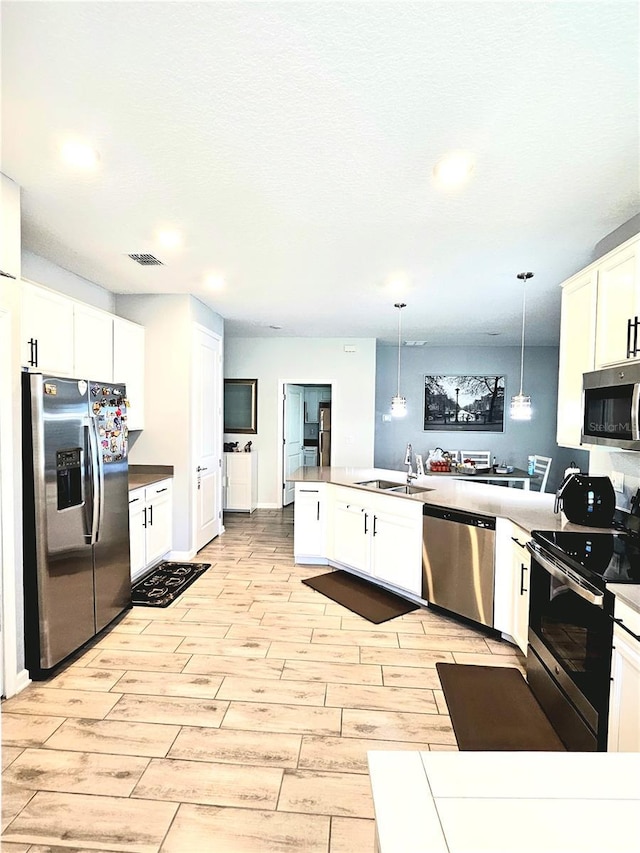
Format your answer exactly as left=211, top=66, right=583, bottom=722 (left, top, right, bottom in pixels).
left=27, top=337, right=38, bottom=367
left=627, top=317, right=633, bottom=358
left=155, top=487, right=168, bottom=494
left=511, top=536, right=527, bottom=549
left=364, top=512, right=368, bottom=535
left=316, top=501, right=320, bottom=521
left=373, top=515, right=378, bottom=536
left=520, top=563, right=528, bottom=594
left=129, top=497, right=140, bottom=504
left=143, top=507, right=147, bottom=528
left=148, top=505, right=153, bottom=526
left=634, top=316, right=639, bottom=358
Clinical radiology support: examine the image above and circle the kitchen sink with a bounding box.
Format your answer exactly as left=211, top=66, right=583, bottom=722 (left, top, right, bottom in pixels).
left=386, top=484, right=434, bottom=495
left=355, top=479, right=433, bottom=495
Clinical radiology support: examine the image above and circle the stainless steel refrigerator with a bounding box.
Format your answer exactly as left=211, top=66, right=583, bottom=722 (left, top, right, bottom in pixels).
left=319, top=401, right=331, bottom=466
left=22, top=373, right=131, bottom=677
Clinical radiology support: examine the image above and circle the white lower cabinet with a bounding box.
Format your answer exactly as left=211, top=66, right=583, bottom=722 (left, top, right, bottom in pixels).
left=128, top=479, right=173, bottom=581
left=494, top=519, right=530, bottom=654
left=223, top=451, right=258, bottom=512
left=294, top=482, right=327, bottom=563
left=332, top=499, right=370, bottom=574
left=329, top=486, right=422, bottom=596
left=608, top=597, right=640, bottom=752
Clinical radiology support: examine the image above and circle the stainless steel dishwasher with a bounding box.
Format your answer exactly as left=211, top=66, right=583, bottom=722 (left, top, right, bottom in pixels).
left=422, top=505, right=496, bottom=627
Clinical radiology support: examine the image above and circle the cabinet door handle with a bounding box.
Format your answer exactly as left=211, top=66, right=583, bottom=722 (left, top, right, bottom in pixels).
left=634, top=316, right=639, bottom=358
left=511, top=536, right=527, bottom=549
left=197, top=466, right=208, bottom=472
left=155, top=487, right=168, bottom=493
left=27, top=337, right=38, bottom=367
left=627, top=317, right=633, bottom=358
left=316, top=501, right=320, bottom=521
left=364, top=512, right=368, bottom=535
left=148, top=505, right=153, bottom=526
left=373, top=515, right=378, bottom=536
left=520, top=563, right=528, bottom=595
left=0, top=269, right=17, bottom=279
left=143, top=507, right=147, bottom=528
left=129, top=497, right=140, bottom=504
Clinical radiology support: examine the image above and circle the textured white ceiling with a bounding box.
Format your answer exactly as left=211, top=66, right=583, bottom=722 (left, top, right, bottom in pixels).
left=1, top=1, right=638, bottom=345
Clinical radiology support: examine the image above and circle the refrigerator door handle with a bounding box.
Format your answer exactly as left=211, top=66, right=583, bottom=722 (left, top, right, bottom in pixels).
left=87, top=417, right=103, bottom=544
left=83, top=423, right=94, bottom=543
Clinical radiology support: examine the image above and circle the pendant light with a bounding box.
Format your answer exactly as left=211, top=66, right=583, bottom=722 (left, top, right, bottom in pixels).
left=510, top=271, right=534, bottom=421
left=391, top=302, right=407, bottom=417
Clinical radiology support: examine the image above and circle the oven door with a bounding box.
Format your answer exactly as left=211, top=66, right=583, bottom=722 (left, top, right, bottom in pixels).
left=527, top=543, right=614, bottom=751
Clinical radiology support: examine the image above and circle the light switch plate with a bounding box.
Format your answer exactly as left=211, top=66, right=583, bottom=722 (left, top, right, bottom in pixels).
left=612, top=471, right=624, bottom=492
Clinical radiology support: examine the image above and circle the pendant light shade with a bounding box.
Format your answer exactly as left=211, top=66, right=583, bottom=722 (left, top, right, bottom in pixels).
left=391, top=302, right=407, bottom=417
left=510, top=272, right=534, bottom=421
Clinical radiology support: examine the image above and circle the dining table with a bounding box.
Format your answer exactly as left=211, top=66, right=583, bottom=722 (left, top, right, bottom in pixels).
left=424, top=466, right=533, bottom=490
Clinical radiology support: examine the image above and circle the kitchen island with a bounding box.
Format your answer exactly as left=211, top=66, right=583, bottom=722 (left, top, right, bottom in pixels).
left=368, top=750, right=640, bottom=853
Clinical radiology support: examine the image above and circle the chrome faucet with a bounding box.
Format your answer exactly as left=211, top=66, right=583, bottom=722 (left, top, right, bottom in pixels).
left=405, top=443, right=417, bottom=482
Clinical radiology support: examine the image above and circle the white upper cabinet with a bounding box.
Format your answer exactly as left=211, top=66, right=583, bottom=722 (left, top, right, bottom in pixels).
left=556, top=269, right=597, bottom=448
left=22, top=281, right=75, bottom=375
left=21, top=281, right=146, bottom=429
left=73, top=302, right=114, bottom=380
left=113, top=317, right=145, bottom=431
left=556, top=233, right=640, bottom=449
left=594, top=237, right=640, bottom=368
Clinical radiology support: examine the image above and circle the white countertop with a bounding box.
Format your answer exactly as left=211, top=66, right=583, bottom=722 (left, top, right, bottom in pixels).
left=368, top=750, right=640, bottom=853
left=290, top=466, right=613, bottom=535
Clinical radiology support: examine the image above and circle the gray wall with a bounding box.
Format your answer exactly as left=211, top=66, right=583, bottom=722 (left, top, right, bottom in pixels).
left=374, top=343, right=589, bottom=493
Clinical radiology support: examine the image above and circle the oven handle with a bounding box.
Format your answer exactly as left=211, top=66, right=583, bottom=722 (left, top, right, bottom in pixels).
left=525, top=541, right=604, bottom=607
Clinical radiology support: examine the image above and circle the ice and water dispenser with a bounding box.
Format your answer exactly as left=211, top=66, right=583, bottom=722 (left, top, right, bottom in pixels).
left=55, top=448, right=82, bottom=510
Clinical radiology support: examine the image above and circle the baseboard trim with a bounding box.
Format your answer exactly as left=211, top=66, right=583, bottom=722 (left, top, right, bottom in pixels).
left=169, top=549, right=197, bottom=562
left=7, top=668, right=32, bottom=698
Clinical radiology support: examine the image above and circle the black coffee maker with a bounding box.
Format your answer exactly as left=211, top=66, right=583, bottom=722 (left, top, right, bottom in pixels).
left=554, top=473, right=616, bottom=527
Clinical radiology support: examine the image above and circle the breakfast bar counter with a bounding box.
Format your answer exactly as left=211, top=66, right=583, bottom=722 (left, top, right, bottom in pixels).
left=290, top=466, right=611, bottom=535
left=368, top=750, right=640, bottom=853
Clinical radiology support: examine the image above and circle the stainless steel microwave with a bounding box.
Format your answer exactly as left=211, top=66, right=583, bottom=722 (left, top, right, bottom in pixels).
left=582, top=363, right=640, bottom=450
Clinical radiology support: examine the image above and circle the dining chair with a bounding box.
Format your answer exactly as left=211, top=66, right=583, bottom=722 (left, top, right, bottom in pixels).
left=460, top=450, right=492, bottom=468
left=531, top=455, right=552, bottom=492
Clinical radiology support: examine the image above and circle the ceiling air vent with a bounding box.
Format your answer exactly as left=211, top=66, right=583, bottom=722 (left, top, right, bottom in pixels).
left=128, top=253, right=164, bottom=266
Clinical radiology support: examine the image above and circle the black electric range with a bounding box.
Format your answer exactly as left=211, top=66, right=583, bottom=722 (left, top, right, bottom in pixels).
left=530, top=527, right=640, bottom=589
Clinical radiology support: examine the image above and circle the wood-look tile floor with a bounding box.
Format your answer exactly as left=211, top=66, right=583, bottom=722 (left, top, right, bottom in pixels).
left=2, top=507, right=525, bottom=852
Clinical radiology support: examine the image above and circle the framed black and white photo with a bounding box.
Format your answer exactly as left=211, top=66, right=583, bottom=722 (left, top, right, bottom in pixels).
left=424, top=375, right=505, bottom=432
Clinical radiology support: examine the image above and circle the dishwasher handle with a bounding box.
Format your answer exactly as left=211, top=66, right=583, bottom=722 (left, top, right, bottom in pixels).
left=422, top=503, right=496, bottom=530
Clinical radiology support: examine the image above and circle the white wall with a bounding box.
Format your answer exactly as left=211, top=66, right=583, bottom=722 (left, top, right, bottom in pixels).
left=224, top=337, right=377, bottom=507
left=22, top=250, right=116, bottom=312
left=116, top=294, right=224, bottom=554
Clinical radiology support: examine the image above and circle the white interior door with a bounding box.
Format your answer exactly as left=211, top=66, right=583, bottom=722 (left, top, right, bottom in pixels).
left=283, top=384, right=304, bottom=506
left=193, top=325, right=222, bottom=551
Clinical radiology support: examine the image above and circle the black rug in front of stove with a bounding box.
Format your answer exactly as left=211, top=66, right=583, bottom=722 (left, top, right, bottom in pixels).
left=131, top=561, right=211, bottom=607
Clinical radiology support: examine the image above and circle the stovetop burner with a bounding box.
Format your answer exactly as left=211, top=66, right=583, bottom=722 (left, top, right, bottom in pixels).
left=532, top=529, right=640, bottom=585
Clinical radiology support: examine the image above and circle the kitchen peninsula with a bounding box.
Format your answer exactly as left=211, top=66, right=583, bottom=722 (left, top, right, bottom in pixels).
left=289, top=466, right=617, bottom=654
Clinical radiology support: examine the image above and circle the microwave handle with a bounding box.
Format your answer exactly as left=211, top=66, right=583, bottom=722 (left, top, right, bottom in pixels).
left=632, top=383, right=640, bottom=440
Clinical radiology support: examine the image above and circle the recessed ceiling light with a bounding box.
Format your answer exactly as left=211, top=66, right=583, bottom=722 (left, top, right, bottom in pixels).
left=433, top=151, right=475, bottom=189
left=156, top=229, right=182, bottom=250
left=385, top=272, right=411, bottom=296
left=204, top=274, right=225, bottom=291
left=60, top=139, right=100, bottom=169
